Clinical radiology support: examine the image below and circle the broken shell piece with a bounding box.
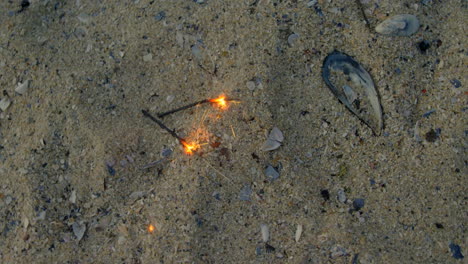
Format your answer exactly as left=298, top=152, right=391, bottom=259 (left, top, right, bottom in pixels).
left=295, top=224, right=303, bottom=242
left=72, top=221, right=86, bottom=241
left=15, top=80, right=30, bottom=95
left=322, top=51, right=383, bottom=135
left=260, top=224, right=269, bottom=242
left=375, top=14, right=419, bottom=36
left=261, top=127, right=284, bottom=151
left=0, top=98, right=11, bottom=111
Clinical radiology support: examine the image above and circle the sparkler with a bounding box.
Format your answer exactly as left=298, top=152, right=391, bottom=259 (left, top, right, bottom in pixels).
left=157, top=95, right=236, bottom=118
left=142, top=110, right=200, bottom=155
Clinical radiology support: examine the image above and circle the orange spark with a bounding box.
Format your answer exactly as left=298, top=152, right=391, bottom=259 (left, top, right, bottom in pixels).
left=208, top=95, right=228, bottom=110
left=147, top=224, right=155, bottom=233
left=181, top=140, right=200, bottom=155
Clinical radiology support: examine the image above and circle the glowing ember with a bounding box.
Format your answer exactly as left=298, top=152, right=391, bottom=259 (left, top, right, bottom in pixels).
left=181, top=140, right=200, bottom=155
left=209, top=95, right=228, bottom=110
left=148, top=224, right=155, bottom=233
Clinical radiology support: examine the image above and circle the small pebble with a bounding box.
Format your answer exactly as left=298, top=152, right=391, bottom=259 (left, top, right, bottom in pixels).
left=307, top=0, right=317, bottom=7
left=337, top=189, right=347, bottom=203
left=143, top=53, right=153, bottom=62
left=155, top=11, right=166, bottom=21
left=425, top=129, right=439, bottom=142
left=422, top=109, right=436, bottom=118
left=265, top=165, right=280, bottom=181
left=320, top=189, right=330, bottom=201
left=246, top=81, right=256, bottom=91
left=287, top=33, right=299, bottom=46
left=0, top=98, right=11, bottom=111
left=330, top=245, right=348, bottom=258
left=106, top=164, right=116, bottom=176
left=260, top=224, right=269, bottom=242
left=353, top=198, right=365, bottom=211
left=5, top=196, right=12, bottom=205
left=449, top=243, right=464, bottom=259
left=166, top=95, right=175, bottom=103
left=239, top=185, right=252, bottom=201
left=418, top=40, right=431, bottom=53
left=450, top=79, right=461, bottom=88
left=15, top=80, right=30, bottom=95
left=161, top=148, right=173, bottom=157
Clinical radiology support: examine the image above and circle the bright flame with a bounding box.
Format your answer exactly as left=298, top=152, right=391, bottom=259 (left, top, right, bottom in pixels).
left=181, top=140, right=200, bottom=155
left=148, top=224, right=155, bottom=233
left=209, top=95, right=228, bottom=110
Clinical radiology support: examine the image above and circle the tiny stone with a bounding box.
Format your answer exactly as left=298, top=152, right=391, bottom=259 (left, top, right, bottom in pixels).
left=425, top=129, right=438, bottom=142
left=449, top=243, right=464, bottom=259
left=337, top=189, right=347, bottom=203
left=320, top=189, right=330, bottom=201
left=287, top=33, right=299, bottom=46
left=450, top=79, right=461, bottom=88
left=265, top=165, right=280, bottom=181
left=239, top=185, right=252, bottom=201
left=330, top=245, right=348, bottom=258
left=5, top=195, right=12, bottom=205
left=246, top=81, right=256, bottom=91
left=155, top=11, right=166, bottom=21
left=166, top=95, right=175, bottom=103
left=161, top=148, right=173, bottom=157
left=143, top=53, right=153, bottom=62
left=307, top=0, right=317, bottom=7
left=353, top=198, right=365, bottom=210
left=418, top=40, right=431, bottom=53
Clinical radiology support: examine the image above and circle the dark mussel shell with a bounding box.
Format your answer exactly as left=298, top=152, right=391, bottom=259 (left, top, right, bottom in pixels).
left=322, top=51, right=383, bottom=135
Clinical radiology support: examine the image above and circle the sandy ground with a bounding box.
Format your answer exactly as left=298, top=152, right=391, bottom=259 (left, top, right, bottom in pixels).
left=0, top=0, right=466, bottom=263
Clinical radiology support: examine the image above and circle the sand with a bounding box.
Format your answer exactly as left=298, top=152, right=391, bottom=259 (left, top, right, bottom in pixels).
left=0, top=0, right=466, bottom=263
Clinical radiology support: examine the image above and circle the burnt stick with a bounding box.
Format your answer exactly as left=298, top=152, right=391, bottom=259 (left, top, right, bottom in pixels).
left=142, top=110, right=184, bottom=141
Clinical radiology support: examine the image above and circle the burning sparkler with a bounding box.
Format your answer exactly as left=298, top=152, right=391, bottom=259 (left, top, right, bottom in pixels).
left=157, top=94, right=237, bottom=118
left=142, top=110, right=201, bottom=155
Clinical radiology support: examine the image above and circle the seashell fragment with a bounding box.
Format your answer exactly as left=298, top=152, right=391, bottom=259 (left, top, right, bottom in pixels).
left=261, top=127, right=284, bottom=151
left=375, top=14, right=419, bottom=36
left=322, top=51, right=383, bottom=135
left=0, top=98, right=11, bottom=111
left=15, top=80, right=30, bottom=95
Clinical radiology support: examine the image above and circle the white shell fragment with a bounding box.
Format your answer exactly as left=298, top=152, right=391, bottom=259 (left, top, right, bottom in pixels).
left=261, top=127, right=284, bottom=151
left=322, top=51, right=383, bottom=135
left=15, top=80, right=30, bottom=95
left=0, top=98, right=11, bottom=111
left=375, top=14, right=419, bottom=36
left=260, top=224, right=269, bottom=242
left=295, top=224, right=303, bottom=242
left=72, top=221, right=86, bottom=241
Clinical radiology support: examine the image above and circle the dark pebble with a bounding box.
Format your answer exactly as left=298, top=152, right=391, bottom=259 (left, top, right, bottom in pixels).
left=425, top=129, right=439, bottom=142
left=256, top=246, right=262, bottom=255
left=265, top=243, right=276, bottom=253
left=155, top=11, right=166, bottom=21
left=422, top=109, right=436, bottom=118
left=107, top=164, right=116, bottom=176
left=320, top=189, right=330, bottom=201
left=449, top=243, right=464, bottom=259
left=450, top=79, right=462, bottom=88
left=353, top=198, right=365, bottom=210
left=418, top=40, right=431, bottom=53
left=435, top=223, right=444, bottom=229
